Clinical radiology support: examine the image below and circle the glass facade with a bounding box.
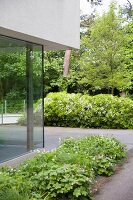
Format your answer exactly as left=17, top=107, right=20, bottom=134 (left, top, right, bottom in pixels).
left=0, top=35, right=44, bottom=163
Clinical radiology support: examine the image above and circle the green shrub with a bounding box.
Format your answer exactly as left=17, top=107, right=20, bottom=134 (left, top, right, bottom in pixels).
left=43, top=92, right=133, bottom=129
left=19, top=92, right=133, bottom=129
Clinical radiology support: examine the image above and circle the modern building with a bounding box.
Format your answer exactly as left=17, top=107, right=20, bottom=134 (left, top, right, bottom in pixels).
left=0, top=0, right=80, bottom=163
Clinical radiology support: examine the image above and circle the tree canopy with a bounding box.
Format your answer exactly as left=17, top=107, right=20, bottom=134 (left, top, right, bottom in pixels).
left=79, top=4, right=132, bottom=95
left=0, top=2, right=133, bottom=101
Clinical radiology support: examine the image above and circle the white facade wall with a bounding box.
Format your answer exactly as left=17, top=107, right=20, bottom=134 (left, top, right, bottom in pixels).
left=0, top=0, right=80, bottom=50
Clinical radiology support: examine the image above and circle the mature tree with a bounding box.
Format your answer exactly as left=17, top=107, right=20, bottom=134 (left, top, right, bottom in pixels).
left=81, top=0, right=102, bottom=29
left=44, top=49, right=82, bottom=94
left=123, top=21, right=133, bottom=95
left=79, top=4, right=131, bottom=95
left=122, top=0, right=133, bottom=19
left=44, top=51, right=64, bottom=94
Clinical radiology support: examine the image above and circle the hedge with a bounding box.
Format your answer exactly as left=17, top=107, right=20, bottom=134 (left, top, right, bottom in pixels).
left=43, top=92, right=133, bottom=129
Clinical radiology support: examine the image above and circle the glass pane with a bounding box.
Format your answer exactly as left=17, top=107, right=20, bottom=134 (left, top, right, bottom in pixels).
left=32, top=45, right=43, bottom=149
left=0, top=35, right=43, bottom=163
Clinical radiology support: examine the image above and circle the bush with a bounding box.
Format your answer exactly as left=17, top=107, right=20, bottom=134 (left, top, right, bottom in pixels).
left=0, top=136, right=127, bottom=200
left=43, top=92, right=133, bottom=129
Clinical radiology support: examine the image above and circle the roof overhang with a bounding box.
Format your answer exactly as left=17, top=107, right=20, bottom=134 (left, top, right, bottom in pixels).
left=0, top=0, right=80, bottom=50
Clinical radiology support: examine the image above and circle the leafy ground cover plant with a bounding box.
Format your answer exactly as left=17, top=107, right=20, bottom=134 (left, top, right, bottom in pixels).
left=43, top=92, right=133, bottom=129
left=0, top=189, right=30, bottom=200
left=56, top=136, right=126, bottom=176
left=0, top=169, right=31, bottom=198
left=0, top=136, right=127, bottom=200
left=30, top=164, right=94, bottom=200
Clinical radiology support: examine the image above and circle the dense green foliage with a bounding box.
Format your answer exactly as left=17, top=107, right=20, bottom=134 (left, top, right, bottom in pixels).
left=1, top=4, right=133, bottom=104
left=0, top=2, right=133, bottom=119
left=43, top=92, right=133, bottom=129
left=0, top=136, right=126, bottom=200
left=79, top=4, right=133, bottom=95
left=0, top=190, right=30, bottom=200
left=44, top=4, right=133, bottom=96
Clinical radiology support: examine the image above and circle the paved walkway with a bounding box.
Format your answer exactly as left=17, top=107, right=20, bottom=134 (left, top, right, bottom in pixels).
left=44, top=127, right=133, bottom=150
left=94, top=154, right=133, bottom=200
left=0, top=126, right=133, bottom=162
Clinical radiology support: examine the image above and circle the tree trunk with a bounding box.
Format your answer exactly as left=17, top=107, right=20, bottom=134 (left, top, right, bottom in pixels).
left=111, top=87, right=114, bottom=95
left=110, top=64, right=114, bottom=95
left=63, top=50, right=71, bottom=77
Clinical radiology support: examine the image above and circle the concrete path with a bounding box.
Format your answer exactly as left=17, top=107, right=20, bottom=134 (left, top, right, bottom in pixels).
left=94, top=155, right=133, bottom=200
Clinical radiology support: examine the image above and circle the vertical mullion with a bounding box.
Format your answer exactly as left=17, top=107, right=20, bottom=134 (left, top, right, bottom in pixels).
left=42, top=45, right=45, bottom=148
left=26, top=44, right=34, bottom=151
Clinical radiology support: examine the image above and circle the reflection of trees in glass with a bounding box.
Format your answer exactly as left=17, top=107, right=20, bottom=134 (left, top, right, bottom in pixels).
left=0, top=50, right=43, bottom=113
left=0, top=52, right=26, bottom=100
left=0, top=51, right=42, bottom=99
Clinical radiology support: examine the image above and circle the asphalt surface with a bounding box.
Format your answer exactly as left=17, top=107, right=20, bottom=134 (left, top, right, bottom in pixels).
left=44, top=127, right=133, bottom=151
left=0, top=126, right=133, bottom=162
